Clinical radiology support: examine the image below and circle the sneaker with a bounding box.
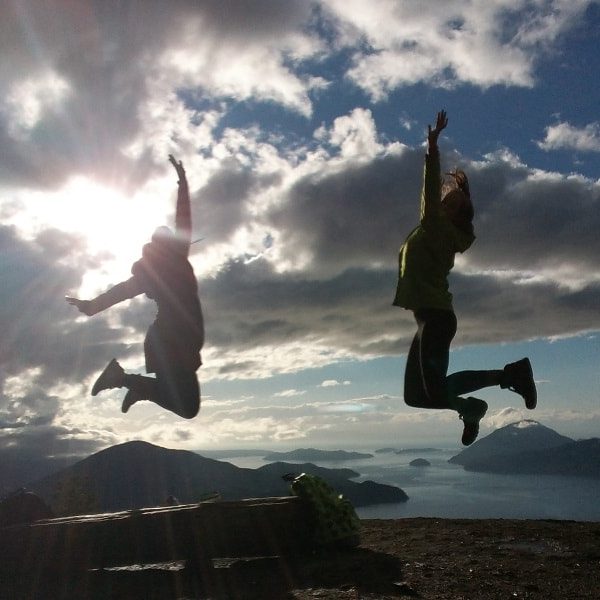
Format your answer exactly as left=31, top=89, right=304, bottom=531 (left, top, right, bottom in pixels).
left=459, top=398, right=488, bottom=446
left=502, top=358, right=537, bottom=409
left=91, top=359, right=125, bottom=396
left=121, top=388, right=144, bottom=414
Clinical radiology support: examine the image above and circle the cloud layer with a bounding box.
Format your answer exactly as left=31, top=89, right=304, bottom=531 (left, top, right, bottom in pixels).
left=1, top=0, right=598, bottom=458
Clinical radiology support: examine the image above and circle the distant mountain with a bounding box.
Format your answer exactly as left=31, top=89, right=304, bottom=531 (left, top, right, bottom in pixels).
left=459, top=438, right=600, bottom=479
left=27, top=441, right=406, bottom=513
left=260, top=461, right=360, bottom=481
left=409, top=459, right=431, bottom=467
left=448, top=421, right=600, bottom=479
left=395, top=448, right=441, bottom=455
left=255, top=461, right=407, bottom=506
left=449, top=420, right=572, bottom=467
left=195, top=449, right=269, bottom=460
left=263, top=448, right=373, bottom=462
left=375, top=448, right=441, bottom=455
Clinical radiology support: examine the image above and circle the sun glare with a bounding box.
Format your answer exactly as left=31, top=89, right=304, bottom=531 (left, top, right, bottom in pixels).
left=13, top=176, right=173, bottom=297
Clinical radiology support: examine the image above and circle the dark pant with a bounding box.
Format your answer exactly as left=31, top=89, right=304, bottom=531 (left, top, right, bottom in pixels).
left=122, top=322, right=201, bottom=419
left=404, top=308, right=501, bottom=414
left=124, top=370, right=200, bottom=419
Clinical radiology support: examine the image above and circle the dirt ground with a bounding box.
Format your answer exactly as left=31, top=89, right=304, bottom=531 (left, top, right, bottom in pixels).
left=2, top=518, right=599, bottom=599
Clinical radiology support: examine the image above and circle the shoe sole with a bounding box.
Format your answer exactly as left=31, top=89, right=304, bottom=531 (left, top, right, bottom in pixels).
left=460, top=399, right=488, bottom=446
left=519, top=358, right=537, bottom=410
left=462, top=424, right=479, bottom=446
left=91, top=359, right=120, bottom=396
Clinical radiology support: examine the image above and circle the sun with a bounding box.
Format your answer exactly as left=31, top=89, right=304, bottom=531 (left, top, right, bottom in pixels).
left=13, top=175, right=174, bottom=297
left=70, top=177, right=176, bottom=296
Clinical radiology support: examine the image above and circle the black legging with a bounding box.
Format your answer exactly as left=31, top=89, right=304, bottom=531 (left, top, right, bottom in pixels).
left=120, top=322, right=201, bottom=419
left=404, top=308, right=502, bottom=413
left=123, top=370, right=200, bottom=419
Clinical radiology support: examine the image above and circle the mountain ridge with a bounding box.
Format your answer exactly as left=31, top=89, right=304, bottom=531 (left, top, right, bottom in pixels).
left=27, top=440, right=407, bottom=514
left=449, top=420, right=600, bottom=479
left=449, top=420, right=572, bottom=465
left=263, top=448, right=374, bottom=461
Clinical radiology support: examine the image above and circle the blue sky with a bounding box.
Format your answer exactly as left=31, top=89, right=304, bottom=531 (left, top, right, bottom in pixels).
left=0, top=0, right=599, bottom=462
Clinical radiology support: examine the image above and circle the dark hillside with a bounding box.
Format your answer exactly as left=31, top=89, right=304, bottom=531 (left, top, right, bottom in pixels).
left=449, top=420, right=572, bottom=465
left=28, top=441, right=406, bottom=512
left=449, top=421, right=600, bottom=479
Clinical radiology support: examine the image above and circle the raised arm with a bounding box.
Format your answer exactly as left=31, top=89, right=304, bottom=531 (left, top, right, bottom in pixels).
left=169, top=154, right=192, bottom=249
left=427, top=109, right=447, bottom=155
left=421, top=110, right=447, bottom=222
left=66, top=277, right=143, bottom=316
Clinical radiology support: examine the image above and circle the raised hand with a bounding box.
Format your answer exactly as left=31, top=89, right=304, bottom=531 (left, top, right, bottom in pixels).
left=65, top=296, right=94, bottom=316
left=427, top=110, right=448, bottom=148
left=168, top=154, right=186, bottom=182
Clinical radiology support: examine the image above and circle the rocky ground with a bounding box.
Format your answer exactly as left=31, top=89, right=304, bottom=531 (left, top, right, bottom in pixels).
left=2, top=518, right=599, bottom=599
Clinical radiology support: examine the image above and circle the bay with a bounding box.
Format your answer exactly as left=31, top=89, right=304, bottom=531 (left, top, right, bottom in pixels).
left=220, top=449, right=600, bottom=522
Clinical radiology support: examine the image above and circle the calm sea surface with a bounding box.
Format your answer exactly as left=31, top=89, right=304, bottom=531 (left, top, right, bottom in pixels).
left=222, top=449, right=600, bottom=522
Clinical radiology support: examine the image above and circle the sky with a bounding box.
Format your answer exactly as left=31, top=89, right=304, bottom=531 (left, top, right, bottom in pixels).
left=1, top=0, right=599, bottom=466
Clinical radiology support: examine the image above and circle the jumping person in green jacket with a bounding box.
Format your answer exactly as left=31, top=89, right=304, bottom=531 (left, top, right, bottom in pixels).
left=66, top=155, right=204, bottom=419
left=393, top=110, right=537, bottom=445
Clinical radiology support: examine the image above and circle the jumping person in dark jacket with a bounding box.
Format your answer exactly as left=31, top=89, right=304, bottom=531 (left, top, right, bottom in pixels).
left=67, top=155, right=204, bottom=419
left=393, top=110, right=536, bottom=445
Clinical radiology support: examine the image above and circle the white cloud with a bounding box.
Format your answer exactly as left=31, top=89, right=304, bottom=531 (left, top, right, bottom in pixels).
left=323, top=0, right=590, bottom=99
left=537, top=121, right=600, bottom=152
left=273, top=389, right=307, bottom=398
left=399, top=114, right=417, bottom=131
left=3, top=71, right=71, bottom=139
left=0, top=1, right=326, bottom=192
left=483, top=407, right=526, bottom=429
left=326, top=108, right=383, bottom=159
left=199, top=416, right=321, bottom=444
left=315, top=402, right=372, bottom=413
left=320, top=379, right=351, bottom=387
left=155, top=2, right=326, bottom=117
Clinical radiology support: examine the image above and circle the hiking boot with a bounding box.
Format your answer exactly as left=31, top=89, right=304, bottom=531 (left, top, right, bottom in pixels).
left=501, top=358, right=537, bottom=409
left=91, top=359, right=125, bottom=396
left=459, top=398, right=488, bottom=446
left=121, top=388, right=144, bottom=414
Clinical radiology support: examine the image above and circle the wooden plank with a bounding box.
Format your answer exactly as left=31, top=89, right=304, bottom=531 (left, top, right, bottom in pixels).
left=0, top=496, right=315, bottom=573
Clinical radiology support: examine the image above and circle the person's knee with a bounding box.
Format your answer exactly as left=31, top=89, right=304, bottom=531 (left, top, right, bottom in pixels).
left=157, top=371, right=200, bottom=419
left=404, top=381, right=449, bottom=409
left=177, top=400, right=199, bottom=419
left=403, top=385, right=427, bottom=408
left=169, top=384, right=200, bottom=419
left=178, top=375, right=200, bottom=419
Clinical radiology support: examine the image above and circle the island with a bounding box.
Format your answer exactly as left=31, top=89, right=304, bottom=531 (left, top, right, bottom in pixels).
left=263, top=448, right=374, bottom=462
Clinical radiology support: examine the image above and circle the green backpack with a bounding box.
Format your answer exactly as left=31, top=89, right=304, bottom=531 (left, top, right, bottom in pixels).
left=289, top=473, right=360, bottom=547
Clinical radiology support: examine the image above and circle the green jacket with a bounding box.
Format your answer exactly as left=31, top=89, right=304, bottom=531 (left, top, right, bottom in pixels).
left=393, top=150, right=475, bottom=312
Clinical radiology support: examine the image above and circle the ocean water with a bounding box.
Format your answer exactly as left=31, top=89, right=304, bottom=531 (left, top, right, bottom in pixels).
left=222, top=449, right=600, bottom=522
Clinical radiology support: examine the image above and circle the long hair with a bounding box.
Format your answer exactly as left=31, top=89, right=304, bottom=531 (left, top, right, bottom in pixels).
left=442, top=169, right=474, bottom=232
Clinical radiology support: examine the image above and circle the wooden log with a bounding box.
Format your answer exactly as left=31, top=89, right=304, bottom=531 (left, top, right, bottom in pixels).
left=0, top=496, right=315, bottom=574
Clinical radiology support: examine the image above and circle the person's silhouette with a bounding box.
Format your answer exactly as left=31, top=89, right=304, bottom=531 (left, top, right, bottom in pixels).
left=67, top=155, right=204, bottom=418
left=393, top=111, right=537, bottom=445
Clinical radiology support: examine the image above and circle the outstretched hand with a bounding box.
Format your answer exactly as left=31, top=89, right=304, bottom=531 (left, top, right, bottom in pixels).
left=427, top=110, right=448, bottom=147
left=65, top=296, right=94, bottom=317
left=168, top=154, right=186, bottom=182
